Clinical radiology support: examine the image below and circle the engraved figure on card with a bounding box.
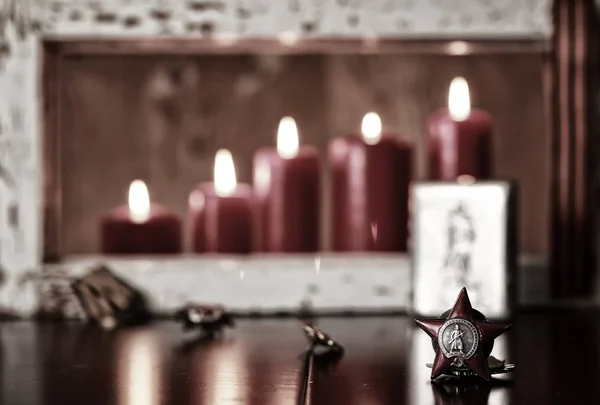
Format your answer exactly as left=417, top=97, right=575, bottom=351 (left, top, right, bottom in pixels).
left=443, top=202, right=476, bottom=286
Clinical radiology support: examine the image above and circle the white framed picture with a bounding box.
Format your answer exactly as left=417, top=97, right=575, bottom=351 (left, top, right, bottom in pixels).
left=411, top=181, right=517, bottom=320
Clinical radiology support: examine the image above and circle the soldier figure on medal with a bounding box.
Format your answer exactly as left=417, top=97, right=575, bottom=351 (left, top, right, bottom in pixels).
left=449, top=324, right=464, bottom=354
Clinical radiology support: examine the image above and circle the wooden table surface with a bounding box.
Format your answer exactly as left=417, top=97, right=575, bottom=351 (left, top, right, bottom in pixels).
left=1, top=312, right=597, bottom=404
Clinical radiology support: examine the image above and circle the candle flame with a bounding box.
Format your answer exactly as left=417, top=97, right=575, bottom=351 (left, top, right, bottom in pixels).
left=214, top=149, right=237, bottom=197
left=361, top=112, right=382, bottom=145
left=448, top=77, right=471, bottom=121
left=128, top=180, right=151, bottom=223
left=277, top=117, right=299, bottom=159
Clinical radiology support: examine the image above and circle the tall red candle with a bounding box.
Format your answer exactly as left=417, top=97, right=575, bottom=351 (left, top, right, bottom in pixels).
left=189, top=149, right=253, bottom=254
left=329, top=113, right=412, bottom=252
left=428, top=77, right=492, bottom=180
left=101, top=180, right=182, bottom=254
left=254, top=117, right=321, bottom=252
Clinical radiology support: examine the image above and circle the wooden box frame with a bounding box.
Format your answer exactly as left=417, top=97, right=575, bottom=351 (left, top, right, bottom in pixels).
left=0, top=1, right=571, bottom=316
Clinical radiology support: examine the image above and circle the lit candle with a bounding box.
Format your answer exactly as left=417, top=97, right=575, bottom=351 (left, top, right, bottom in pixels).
left=100, top=180, right=182, bottom=254
left=328, top=112, right=412, bottom=252
left=428, top=77, right=492, bottom=180
left=189, top=149, right=253, bottom=254
left=253, top=117, right=321, bottom=252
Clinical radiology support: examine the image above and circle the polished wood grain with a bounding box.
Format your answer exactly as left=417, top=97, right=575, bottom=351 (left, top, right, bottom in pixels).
left=1, top=314, right=599, bottom=404
left=37, top=320, right=307, bottom=405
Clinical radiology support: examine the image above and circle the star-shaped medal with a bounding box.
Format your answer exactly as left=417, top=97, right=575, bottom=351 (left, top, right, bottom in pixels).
left=415, top=288, right=510, bottom=381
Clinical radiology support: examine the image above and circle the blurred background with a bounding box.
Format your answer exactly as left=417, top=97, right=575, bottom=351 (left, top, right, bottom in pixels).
left=1, top=1, right=600, bottom=405
left=57, top=52, right=547, bottom=254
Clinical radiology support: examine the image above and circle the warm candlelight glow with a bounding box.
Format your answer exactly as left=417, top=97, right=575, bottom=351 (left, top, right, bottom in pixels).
left=254, top=160, right=271, bottom=196
left=199, top=343, right=248, bottom=404
left=361, top=112, right=382, bottom=145
left=277, top=117, right=299, bottom=159
left=447, top=41, right=469, bottom=55
left=371, top=221, right=378, bottom=243
left=278, top=31, right=299, bottom=46
left=448, top=77, right=471, bottom=121
left=457, top=174, right=476, bottom=184
left=214, top=32, right=238, bottom=46
left=128, top=180, right=151, bottom=223
left=119, top=331, right=160, bottom=405
left=214, top=149, right=237, bottom=197
left=189, top=190, right=205, bottom=210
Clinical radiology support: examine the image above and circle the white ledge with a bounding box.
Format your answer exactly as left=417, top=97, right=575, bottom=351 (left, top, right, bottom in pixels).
left=37, top=254, right=549, bottom=319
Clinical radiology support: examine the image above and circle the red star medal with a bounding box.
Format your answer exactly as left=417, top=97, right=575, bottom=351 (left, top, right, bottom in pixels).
left=415, top=288, right=510, bottom=381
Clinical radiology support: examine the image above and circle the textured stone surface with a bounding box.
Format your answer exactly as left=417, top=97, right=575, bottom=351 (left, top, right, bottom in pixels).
left=0, top=22, right=40, bottom=315
left=0, top=0, right=552, bottom=315
left=29, top=0, right=552, bottom=38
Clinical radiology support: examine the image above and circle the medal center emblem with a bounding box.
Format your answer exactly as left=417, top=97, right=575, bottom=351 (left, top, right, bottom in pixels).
left=438, top=318, right=479, bottom=360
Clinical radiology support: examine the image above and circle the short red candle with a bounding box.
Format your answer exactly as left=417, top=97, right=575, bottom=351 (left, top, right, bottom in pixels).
left=329, top=113, right=413, bottom=252
left=189, top=150, right=253, bottom=254
left=254, top=117, right=321, bottom=252
left=428, top=77, right=492, bottom=180
left=101, top=180, right=182, bottom=254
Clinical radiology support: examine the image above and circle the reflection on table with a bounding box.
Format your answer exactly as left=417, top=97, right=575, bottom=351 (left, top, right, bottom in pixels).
left=0, top=313, right=597, bottom=404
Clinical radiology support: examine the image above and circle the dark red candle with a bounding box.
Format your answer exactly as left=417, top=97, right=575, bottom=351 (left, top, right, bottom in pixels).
left=329, top=113, right=413, bottom=252
left=254, top=117, right=321, bottom=252
left=189, top=149, right=253, bottom=254
left=428, top=77, right=492, bottom=180
left=101, top=180, right=182, bottom=254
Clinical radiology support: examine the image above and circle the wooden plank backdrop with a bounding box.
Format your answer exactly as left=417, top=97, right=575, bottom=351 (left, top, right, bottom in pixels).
left=53, top=52, right=549, bottom=255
